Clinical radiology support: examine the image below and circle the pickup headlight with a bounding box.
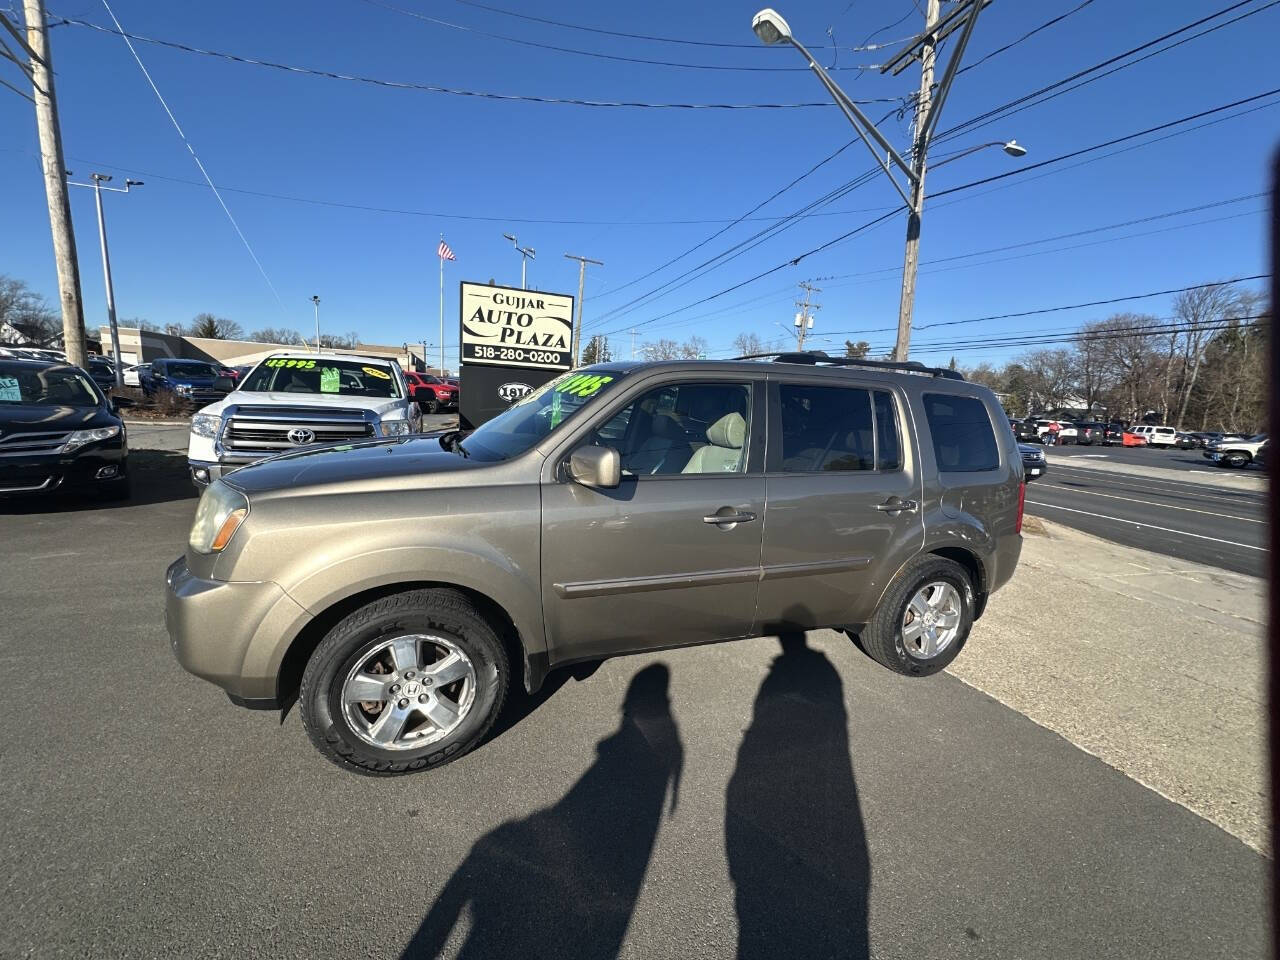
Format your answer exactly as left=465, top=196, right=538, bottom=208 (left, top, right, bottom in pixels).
left=63, top=425, right=120, bottom=452
left=190, top=413, right=221, bottom=439
left=381, top=418, right=412, bottom=437
left=174, top=383, right=193, bottom=395
left=188, top=480, right=249, bottom=554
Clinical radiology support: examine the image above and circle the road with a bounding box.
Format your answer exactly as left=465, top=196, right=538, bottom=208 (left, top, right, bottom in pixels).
left=1047, top=441, right=1265, bottom=475
left=1024, top=454, right=1267, bottom=577
left=0, top=454, right=1265, bottom=959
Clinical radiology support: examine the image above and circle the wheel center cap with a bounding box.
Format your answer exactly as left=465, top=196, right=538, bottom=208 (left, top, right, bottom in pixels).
left=402, top=680, right=421, bottom=698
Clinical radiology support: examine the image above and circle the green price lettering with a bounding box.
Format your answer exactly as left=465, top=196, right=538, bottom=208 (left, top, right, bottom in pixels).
left=554, top=374, right=613, bottom=397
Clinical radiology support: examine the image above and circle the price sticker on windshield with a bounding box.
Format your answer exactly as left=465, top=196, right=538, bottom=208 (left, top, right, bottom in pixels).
left=320, top=367, right=340, bottom=393
left=362, top=366, right=391, bottom=380
left=554, top=374, right=613, bottom=397
left=0, top=376, right=20, bottom=402
left=265, top=358, right=316, bottom=369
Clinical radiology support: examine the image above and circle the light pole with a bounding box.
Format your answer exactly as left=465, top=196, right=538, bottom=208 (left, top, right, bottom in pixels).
left=67, top=171, right=142, bottom=386
left=751, top=5, right=1023, bottom=360
left=311, top=295, right=321, bottom=353
left=502, top=233, right=536, bottom=289
left=564, top=253, right=603, bottom=366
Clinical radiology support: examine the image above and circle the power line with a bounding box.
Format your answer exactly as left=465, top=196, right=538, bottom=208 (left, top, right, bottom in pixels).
left=359, top=0, right=877, bottom=70
left=56, top=16, right=901, bottom=108
left=96, top=0, right=291, bottom=318
left=958, top=0, right=1098, bottom=73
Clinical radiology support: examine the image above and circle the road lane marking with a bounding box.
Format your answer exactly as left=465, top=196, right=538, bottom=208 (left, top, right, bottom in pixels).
left=1047, top=465, right=1266, bottom=503
left=1024, top=501, right=1268, bottom=551
left=1037, top=482, right=1266, bottom=523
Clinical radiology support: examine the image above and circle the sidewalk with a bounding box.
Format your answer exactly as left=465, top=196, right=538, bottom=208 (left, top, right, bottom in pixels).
left=949, top=518, right=1269, bottom=853
left=1046, top=451, right=1266, bottom=489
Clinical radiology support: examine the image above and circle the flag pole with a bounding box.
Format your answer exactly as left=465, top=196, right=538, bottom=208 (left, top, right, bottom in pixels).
left=438, top=233, right=444, bottom=377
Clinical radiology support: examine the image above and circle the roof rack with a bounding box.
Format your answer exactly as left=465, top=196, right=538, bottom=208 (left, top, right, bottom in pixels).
left=732, top=350, right=965, bottom=381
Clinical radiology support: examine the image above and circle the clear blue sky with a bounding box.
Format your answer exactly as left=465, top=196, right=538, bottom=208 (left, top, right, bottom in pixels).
left=2, top=0, right=1275, bottom=371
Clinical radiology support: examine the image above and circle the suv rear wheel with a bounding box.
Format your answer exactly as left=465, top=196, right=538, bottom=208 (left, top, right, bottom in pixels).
left=859, top=556, right=974, bottom=677
left=1222, top=452, right=1249, bottom=468
left=299, top=588, right=508, bottom=776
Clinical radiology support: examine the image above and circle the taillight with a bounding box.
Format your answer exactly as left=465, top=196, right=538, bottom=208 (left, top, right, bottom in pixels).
left=1015, top=481, right=1026, bottom=534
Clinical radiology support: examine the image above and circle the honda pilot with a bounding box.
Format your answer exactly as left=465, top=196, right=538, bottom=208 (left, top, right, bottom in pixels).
left=166, top=354, right=1025, bottom=775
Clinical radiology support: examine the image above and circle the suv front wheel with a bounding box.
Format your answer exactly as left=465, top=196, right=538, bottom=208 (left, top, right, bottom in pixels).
left=299, top=588, right=508, bottom=776
left=860, top=556, right=974, bottom=677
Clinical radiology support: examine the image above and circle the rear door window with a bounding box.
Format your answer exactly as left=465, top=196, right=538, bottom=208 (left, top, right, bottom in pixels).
left=923, top=393, right=1000, bottom=472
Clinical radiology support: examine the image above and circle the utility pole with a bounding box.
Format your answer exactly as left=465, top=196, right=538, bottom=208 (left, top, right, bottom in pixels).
left=20, top=0, right=86, bottom=366
left=794, top=281, right=820, bottom=351
left=893, top=0, right=940, bottom=362
left=630, top=328, right=637, bottom=360
left=564, top=253, right=603, bottom=367
left=67, top=173, right=143, bottom=386
left=311, top=295, right=320, bottom=353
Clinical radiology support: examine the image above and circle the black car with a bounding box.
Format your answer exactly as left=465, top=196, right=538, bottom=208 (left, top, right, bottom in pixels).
left=86, top=354, right=118, bottom=393
left=1075, top=421, right=1108, bottom=445
left=0, top=359, right=129, bottom=498
left=1010, top=418, right=1040, bottom=443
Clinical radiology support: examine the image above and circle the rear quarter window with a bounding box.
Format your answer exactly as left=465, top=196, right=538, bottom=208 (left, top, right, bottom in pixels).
left=923, top=393, right=1000, bottom=473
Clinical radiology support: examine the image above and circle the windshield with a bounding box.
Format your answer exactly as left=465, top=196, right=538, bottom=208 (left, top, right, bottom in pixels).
left=459, top=369, right=627, bottom=461
left=166, top=361, right=220, bottom=378
left=239, top=357, right=402, bottom=398
left=0, top=362, right=103, bottom=407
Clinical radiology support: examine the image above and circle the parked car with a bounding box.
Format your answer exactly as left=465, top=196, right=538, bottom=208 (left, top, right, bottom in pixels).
left=1130, top=424, right=1178, bottom=448
left=86, top=355, right=117, bottom=393
left=1204, top=433, right=1268, bottom=468
left=216, top=365, right=243, bottom=382
left=1101, top=421, right=1127, bottom=445
left=1173, top=432, right=1197, bottom=450
left=1121, top=431, right=1149, bottom=447
left=167, top=354, right=1026, bottom=775
left=147, top=358, right=235, bottom=406
left=0, top=358, right=129, bottom=498
left=404, top=372, right=459, bottom=414
left=122, top=363, right=151, bottom=387
left=1034, top=419, right=1077, bottom=445
left=1075, top=421, right=1109, bottom=446
left=1010, top=419, right=1040, bottom=443
left=185, top=352, right=421, bottom=488
left=1019, top=443, right=1047, bottom=481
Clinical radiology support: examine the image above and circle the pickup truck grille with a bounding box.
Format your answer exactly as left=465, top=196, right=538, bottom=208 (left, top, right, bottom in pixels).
left=1020, top=450, right=1044, bottom=465
left=221, top=405, right=374, bottom=453
left=0, top=430, right=72, bottom=456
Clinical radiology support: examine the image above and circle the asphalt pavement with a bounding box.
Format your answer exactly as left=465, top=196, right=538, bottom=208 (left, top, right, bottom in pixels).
left=1024, top=451, right=1267, bottom=576
left=1047, top=442, right=1266, bottom=475
left=0, top=454, right=1266, bottom=959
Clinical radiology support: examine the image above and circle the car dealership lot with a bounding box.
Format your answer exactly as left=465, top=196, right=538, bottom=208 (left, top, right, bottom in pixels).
left=0, top=455, right=1266, bottom=959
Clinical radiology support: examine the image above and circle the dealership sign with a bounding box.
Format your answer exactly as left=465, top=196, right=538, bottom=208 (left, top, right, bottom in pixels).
left=459, top=282, right=574, bottom=371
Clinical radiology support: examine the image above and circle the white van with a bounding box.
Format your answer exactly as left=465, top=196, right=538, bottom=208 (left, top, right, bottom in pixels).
left=1131, top=425, right=1178, bottom=448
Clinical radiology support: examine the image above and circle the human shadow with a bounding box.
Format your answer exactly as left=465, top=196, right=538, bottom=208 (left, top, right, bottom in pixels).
left=726, top=632, right=871, bottom=960
left=400, top=663, right=683, bottom=960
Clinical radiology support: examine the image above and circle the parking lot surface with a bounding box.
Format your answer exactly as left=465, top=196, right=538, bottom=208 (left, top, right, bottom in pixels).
left=0, top=455, right=1266, bottom=959
left=1026, top=458, right=1267, bottom=575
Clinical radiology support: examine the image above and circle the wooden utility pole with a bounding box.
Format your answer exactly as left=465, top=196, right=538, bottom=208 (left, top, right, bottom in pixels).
left=892, top=0, right=940, bottom=363
left=564, top=253, right=603, bottom=367
left=21, top=0, right=86, bottom=365
left=794, top=281, right=821, bottom=351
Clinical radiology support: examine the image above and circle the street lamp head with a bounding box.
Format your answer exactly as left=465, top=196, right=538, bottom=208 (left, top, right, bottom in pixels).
left=126, top=179, right=144, bottom=187
left=91, top=172, right=113, bottom=182
left=752, top=8, right=792, bottom=45
left=503, top=233, right=517, bottom=243
left=1002, top=140, right=1027, bottom=158
left=527, top=248, right=536, bottom=259
left=311, top=295, right=320, bottom=304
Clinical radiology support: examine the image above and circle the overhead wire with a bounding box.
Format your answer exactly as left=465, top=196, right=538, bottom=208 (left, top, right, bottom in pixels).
left=957, top=0, right=1098, bottom=74
left=95, top=0, right=291, bottom=319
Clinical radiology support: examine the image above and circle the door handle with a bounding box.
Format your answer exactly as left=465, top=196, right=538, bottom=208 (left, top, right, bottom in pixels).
left=875, top=498, right=918, bottom=513
left=703, top=510, right=757, bottom=525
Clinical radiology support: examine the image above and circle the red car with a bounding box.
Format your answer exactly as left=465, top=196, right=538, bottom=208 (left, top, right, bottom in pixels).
left=404, top=372, right=458, bottom=413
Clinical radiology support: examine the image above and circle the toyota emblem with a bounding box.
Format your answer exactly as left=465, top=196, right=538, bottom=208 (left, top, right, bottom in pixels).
left=287, top=427, right=316, bottom=445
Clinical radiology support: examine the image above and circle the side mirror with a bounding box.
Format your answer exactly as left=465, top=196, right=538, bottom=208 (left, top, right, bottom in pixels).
left=212, top=376, right=235, bottom=392
left=568, top=445, right=620, bottom=489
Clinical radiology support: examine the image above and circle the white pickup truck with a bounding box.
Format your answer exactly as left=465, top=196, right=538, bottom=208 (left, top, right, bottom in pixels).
left=186, top=353, right=421, bottom=488
left=1204, top=433, right=1268, bottom=468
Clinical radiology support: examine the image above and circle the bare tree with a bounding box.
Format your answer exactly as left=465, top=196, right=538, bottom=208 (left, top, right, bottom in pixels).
left=1017, top=348, right=1077, bottom=411
left=0, top=275, right=61, bottom=346
left=640, top=338, right=681, bottom=361
left=678, top=336, right=709, bottom=360
left=190, top=313, right=245, bottom=340
left=1171, top=284, right=1239, bottom=428
left=733, top=332, right=765, bottom=356
left=1074, top=321, right=1112, bottom=416
left=250, top=327, right=304, bottom=345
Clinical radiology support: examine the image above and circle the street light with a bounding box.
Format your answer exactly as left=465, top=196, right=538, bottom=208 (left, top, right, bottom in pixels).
left=311, top=295, right=321, bottom=353
left=932, top=140, right=1028, bottom=170
left=66, top=170, right=144, bottom=387
left=502, top=232, right=536, bottom=289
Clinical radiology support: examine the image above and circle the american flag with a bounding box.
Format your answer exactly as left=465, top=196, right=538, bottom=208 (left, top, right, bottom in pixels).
left=437, top=239, right=457, bottom=261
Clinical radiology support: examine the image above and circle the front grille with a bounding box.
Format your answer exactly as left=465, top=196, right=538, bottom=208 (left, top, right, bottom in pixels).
left=0, top=431, right=71, bottom=457
left=221, top=405, right=374, bottom=453
left=1021, top=451, right=1044, bottom=464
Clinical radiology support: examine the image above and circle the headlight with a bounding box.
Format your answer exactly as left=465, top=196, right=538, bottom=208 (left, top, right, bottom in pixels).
left=175, top=383, right=193, bottom=395
left=63, top=425, right=120, bottom=452
left=188, top=480, right=249, bottom=554
left=381, top=419, right=412, bottom=437
left=191, top=413, right=221, bottom=439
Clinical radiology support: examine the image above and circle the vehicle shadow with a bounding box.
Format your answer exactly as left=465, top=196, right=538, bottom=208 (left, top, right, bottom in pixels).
left=726, top=630, right=871, bottom=960
left=399, top=663, right=683, bottom=960
left=0, top=450, right=196, bottom=514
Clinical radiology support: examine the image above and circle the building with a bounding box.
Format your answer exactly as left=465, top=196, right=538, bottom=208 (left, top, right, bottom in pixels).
left=99, top=326, right=449, bottom=375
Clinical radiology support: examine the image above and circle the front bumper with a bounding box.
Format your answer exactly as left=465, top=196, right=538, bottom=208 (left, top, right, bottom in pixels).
left=0, top=444, right=128, bottom=495
left=165, top=556, right=312, bottom=707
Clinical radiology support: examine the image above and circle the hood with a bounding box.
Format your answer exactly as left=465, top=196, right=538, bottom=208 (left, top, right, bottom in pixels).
left=1017, top=443, right=1045, bottom=457
left=0, top=403, right=116, bottom=430
left=222, top=433, right=486, bottom=494
left=196, top=390, right=405, bottom=419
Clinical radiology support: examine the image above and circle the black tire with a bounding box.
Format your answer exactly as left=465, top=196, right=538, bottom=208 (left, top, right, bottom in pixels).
left=299, top=588, right=509, bottom=776
left=1224, top=452, right=1249, bottom=468
left=423, top=398, right=440, bottom=415
left=858, top=555, right=974, bottom=677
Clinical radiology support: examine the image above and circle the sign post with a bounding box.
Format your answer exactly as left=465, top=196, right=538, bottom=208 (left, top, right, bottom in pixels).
left=458, top=281, right=575, bottom=428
